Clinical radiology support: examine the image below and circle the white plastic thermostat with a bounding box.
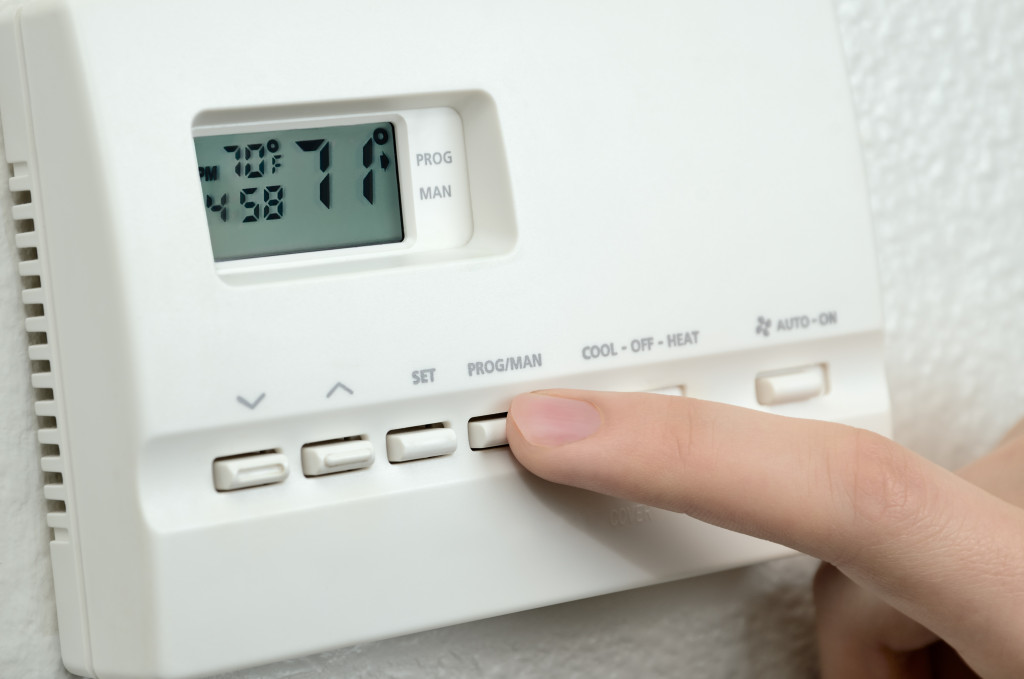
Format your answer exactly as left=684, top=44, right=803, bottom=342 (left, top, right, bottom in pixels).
left=0, top=1, right=890, bottom=677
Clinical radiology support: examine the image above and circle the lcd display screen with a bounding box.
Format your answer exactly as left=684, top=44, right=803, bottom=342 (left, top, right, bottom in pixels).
left=194, top=121, right=403, bottom=261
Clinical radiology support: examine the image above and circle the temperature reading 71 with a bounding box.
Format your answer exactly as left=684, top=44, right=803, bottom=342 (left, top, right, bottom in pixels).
left=296, top=126, right=390, bottom=210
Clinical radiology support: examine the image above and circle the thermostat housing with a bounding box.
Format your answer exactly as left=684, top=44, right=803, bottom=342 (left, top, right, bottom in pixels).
left=0, top=1, right=889, bottom=677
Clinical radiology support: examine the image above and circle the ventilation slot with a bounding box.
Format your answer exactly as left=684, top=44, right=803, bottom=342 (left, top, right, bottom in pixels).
left=9, top=164, right=68, bottom=537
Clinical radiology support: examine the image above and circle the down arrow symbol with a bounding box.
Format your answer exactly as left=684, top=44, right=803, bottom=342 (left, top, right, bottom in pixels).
left=236, top=393, right=265, bottom=410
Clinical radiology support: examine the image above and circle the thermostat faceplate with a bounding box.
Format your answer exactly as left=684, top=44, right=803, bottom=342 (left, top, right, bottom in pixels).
left=0, top=1, right=889, bottom=677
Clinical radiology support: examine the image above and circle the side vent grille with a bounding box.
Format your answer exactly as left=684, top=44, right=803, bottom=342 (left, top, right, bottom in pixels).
left=9, top=161, right=68, bottom=541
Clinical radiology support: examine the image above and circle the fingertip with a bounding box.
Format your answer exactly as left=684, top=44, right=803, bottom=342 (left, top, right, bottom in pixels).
left=506, top=391, right=598, bottom=487
left=506, top=389, right=685, bottom=498
left=508, top=391, right=602, bottom=448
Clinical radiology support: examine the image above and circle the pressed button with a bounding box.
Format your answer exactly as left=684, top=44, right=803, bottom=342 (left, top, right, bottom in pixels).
left=213, top=452, right=288, bottom=491
left=386, top=426, right=457, bottom=463
left=755, top=365, right=826, bottom=405
left=468, top=416, right=508, bottom=450
left=301, top=439, right=373, bottom=476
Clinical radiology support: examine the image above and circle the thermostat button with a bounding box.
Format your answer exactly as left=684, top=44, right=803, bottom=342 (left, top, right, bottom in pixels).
left=755, top=365, right=826, bottom=406
left=468, top=417, right=508, bottom=450
left=387, top=427, right=457, bottom=462
left=647, top=386, right=685, bottom=397
left=301, top=440, right=374, bottom=476
left=213, top=452, right=289, bottom=491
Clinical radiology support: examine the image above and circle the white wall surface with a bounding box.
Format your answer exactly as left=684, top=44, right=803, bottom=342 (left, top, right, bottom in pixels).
left=2, top=1, right=1022, bottom=677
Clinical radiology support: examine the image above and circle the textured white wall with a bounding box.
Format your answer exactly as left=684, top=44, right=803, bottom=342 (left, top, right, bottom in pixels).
left=2, top=1, right=1023, bottom=677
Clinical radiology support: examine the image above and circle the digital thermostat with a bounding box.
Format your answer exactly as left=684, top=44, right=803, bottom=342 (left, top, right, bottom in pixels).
left=0, top=1, right=890, bottom=677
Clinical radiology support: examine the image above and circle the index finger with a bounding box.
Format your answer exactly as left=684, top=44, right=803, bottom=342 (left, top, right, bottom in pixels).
left=506, top=389, right=1024, bottom=676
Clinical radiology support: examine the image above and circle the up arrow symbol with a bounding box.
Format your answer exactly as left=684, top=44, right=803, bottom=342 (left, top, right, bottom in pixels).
left=326, top=382, right=354, bottom=398
left=237, top=393, right=266, bottom=410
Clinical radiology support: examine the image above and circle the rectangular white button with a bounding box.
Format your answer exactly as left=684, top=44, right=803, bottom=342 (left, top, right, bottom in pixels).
left=387, top=427, right=457, bottom=463
left=755, top=365, right=826, bottom=405
left=213, top=452, right=289, bottom=491
left=468, top=416, right=508, bottom=449
left=647, top=385, right=685, bottom=397
left=301, top=439, right=374, bottom=476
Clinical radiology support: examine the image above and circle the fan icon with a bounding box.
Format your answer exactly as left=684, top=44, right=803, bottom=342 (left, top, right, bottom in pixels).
left=756, top=316, right=772, bottom=337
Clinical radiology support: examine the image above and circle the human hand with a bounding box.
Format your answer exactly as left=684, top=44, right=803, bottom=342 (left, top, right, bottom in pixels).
left=505, top=390, right=1024, bottom=678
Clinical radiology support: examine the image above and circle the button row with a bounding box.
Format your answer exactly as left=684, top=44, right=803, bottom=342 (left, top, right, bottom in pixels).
left=211, top=426, right=462, bottom=491
left=213, top=369, right=825, bottom=491
left=212, top=385, right=689, bottom=490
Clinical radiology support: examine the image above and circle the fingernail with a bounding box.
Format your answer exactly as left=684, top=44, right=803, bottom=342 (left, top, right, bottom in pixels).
left=511, top=393, right=602, bottom=446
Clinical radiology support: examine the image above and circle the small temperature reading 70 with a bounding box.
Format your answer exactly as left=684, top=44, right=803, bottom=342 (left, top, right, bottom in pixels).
left=198, top=127, right=392, bottom=225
